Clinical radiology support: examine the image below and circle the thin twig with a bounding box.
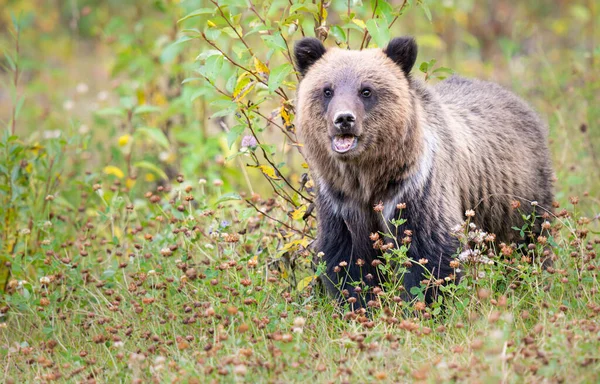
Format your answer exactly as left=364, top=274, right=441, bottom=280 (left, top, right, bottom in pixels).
left=211, top=0, right=254, bottom=56
left=246, top=199, right=314, bottom=238
left=201, top=33, right=289, bottom=100
left=241, top=110, right=313, bottom=203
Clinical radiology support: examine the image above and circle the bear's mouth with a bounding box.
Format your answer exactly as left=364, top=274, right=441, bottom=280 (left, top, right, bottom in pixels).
left=331, top=134, right=358, bottom=153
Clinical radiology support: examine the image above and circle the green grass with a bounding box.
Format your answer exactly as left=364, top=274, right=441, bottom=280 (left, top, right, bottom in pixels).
left=1, top=1, right=600, bottom=383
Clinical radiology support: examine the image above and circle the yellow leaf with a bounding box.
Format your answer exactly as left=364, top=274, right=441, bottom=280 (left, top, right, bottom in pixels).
left=136, top=89, right=146, bottom=105
left=258, top=165, right=280, bottom=180
left=279, top=261, right=288, bottom=279
left=103, top=165, right=125, bottom=179
left=254, top=57, right=270, bottom=81
left=152, top=92, right=168, bottom=106
left=281, top=105, right=294, bottom=132
left=29, top=143, right=44, bottom=155
left=207, top=20, right=217, bottom=28
left=291, top=205, right=307, bottom=221
left=126, top=177, right=136, bottom=189
left=118, top=134, right=131, bottom=147
left=145, top=173, right=156, bottom=182
left=281, top=237, right=310, bottom=252
left=297, top=275, right=317, bottom=291
left=233, top=74, right=256, bottom=102
left=301, top=162, right=309, bottom=169
left=352, top=19, right=366, bottom=29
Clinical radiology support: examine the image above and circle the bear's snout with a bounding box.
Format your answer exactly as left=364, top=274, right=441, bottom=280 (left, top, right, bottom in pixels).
left=333, top=112, right=356, bottom=132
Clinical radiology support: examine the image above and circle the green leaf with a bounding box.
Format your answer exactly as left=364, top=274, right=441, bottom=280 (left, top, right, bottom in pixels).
left=178, top=8, right=215, bottom=23
left=365, top=19, right=390, bottom=48
left=227, top=125, right=245, bottom=149
left=135, top=127, right=170, bottom=149
left=134, top=161, right=168, bottom=180
left=261, top=33, right=287, bottom=52
left=330, top=26, right=347, bottom=44
left=214, top=193, right=242, bottom=206
left=420, top=1, right=432, bottom=22
left=268, top=63, right=293, bottom=92
left=133, top=105, right=162, bottom=115
left=95, top=107, right=126, bottom=117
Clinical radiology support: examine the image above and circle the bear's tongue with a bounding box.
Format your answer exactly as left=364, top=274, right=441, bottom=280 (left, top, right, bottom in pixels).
left=332, top=135, right=357, bottom=153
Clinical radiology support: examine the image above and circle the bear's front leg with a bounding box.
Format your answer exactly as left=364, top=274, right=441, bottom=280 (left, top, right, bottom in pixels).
left=401, top=225, right=459, bottom=303
left=316, top=197, right=380, bottom=309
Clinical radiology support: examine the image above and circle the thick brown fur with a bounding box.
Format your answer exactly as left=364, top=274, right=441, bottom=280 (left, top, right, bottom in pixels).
left=294, top=37, right=554, bottom=306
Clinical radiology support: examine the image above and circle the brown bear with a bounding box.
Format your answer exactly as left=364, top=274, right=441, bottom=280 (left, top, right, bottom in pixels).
left=293, top=36, right=554, bottom=306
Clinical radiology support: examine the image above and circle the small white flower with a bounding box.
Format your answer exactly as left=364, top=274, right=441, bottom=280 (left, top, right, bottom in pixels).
left=20, top=228, right=31, bottom=235
left=465, top=209, right=475, bottom=218
left=40, top=276, right=51, bottom=285
left=158, top=151, right=170, bottom=162
left=63, top=100, right=75, bottom=111
left=79, top=124, right=90, bottom=134
left=97, top=91, right=109, bottom=101
left=43, top=130, right=61, bottom=139
left=76, top=83, right=89, bottom=94
left=531, top=201, right=538, bottom=206
left=147, top=270, right=156, bottom=276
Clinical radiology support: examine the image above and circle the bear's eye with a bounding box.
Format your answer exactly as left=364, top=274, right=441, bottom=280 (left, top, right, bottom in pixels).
left=323, top=88, right=334, bottom=98
left=360, top=88, right=372, bottom=98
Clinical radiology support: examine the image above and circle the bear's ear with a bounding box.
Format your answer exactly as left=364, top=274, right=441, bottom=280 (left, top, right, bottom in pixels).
left=384, top=37, right=418, bottom=75
left=294, top=37, right=327, bottom=77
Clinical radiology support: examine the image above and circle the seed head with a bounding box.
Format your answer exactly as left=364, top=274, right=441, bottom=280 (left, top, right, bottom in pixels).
left=373, top=201, right=384, bottom=212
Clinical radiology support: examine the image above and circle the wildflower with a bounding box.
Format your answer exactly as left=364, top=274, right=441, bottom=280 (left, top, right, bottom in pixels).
left=20, top=228, right=31, bottom=235
left=485, top=233, right=496, bottom=242
left=465, top=209, right=475, bottom=218
left=97, top=91, right=109, bottom=101
left=396, top=202, right=407, bottom=209
left=449, top=260, right=460, bottom=269
left=198, top=178, right=207, bottom=185
left=369, top=232, right=380, bottom=241
left=542, top=221, right=551, bottom=230
left=160, top=248, right=173, bottom=257
left=63, top=100, right=74, bottom=111
left=511, top=200, right=521, bottom=209
left=241, top=135, right=258, bottom=148
left=40, top=276, right=51, bottom=285
left=76, top=83, right=89, bottom=94
left=569, top=196, right=579, bottom=205
left=373, top=201, right=384, bottom=212
left=118, top=135, right=131, bottom=147
left=247, top=257, right=258, bottom=268
left=213, top=179, right=224, bottom=187
left=531, top=200, right=539, bottom=206
left=43, top=130, right=61, bottom=139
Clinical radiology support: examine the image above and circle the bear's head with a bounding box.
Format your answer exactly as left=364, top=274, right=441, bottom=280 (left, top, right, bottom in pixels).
left=294, top=37, right=418, bottom=165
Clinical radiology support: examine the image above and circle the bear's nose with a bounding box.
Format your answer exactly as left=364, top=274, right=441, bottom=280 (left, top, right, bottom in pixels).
left=334, top=112, right=356, bottom=131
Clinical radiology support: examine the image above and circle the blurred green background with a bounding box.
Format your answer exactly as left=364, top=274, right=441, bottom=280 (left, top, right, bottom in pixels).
left=1, top=0, right=598, bottom=211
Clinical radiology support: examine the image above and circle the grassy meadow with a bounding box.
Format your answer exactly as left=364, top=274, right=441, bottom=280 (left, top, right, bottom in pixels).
left=1, top=0, right=599, bottom=382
